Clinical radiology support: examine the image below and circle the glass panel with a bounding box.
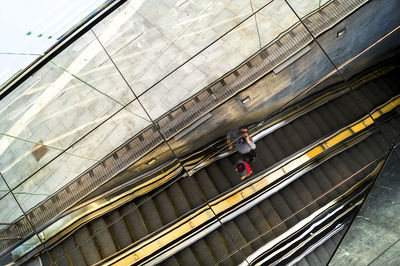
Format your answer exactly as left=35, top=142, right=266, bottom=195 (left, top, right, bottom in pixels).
left=0, top=193, right=24, bottom=232
left=92, top=0, right=254, bottom=97
left=0, top=0, right=111, bottom=87
left=286, top=0, right=400, bottom=148
left=0, top=174, right=10, bottom=198
left=0, top=29, right=141, bottom=189
left=12, top=99, right=152, bottom=213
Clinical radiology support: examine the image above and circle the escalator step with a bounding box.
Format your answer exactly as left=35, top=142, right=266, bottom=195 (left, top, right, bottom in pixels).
left=301, top=172, right=330, bottom=206
left=357, top=141, right=379, bottom=163
left=262, top=134, right=286, bottom=162
left=291, top=117, right=315, bottom=145
left=318, top=104, right=343, bottom=130
left=246, top=206, right=276, bottom=243
left=319, top=162, right=349, bottom=195
left=283, top=123, right=309, bottom=151
left=49, top=245, right=69, bottom=266
left=310, top=168, right=339, bottom=200
left=291, top=180, right=320, bottom=214
left=178, top=176, right=206, bottom=208
left=121, top=203, right=149, bottom=241
left=88, top=218, right=118, bottom=258
left=62, top=237, right=86, bottom=265
left=269, top=193, right=299, bottom=228
left=175, top=247, right=200, bottom=266
left=206, top=163, right=232, bottom=192
left=233, top=214, right=265, bottom=251
left=40, top=251, right=52, bottom=266
left=272, top=130, right=297, bottom=158
left=223, top=220, right=253, bottom=257
left=313, top=243, right=331, bottom=264
left=219, top=228, right=246, bottom=265
left=193, top=169, right=219, bottom=199
left=190, top=239, right=217, bottom=265
left=104, top=209, right=133, bottom=250
left=74, top=226, right=102, bottom=264
left=254, top=138, right=279, bottom=167
left=161, top=255, right=181, bottom=266
left=330, top=156, right=357, bottom=188
left=248, top=153, right=268, bottom=175
left=304, top=251, right=322, bottom=266
left=139, top=199, right=164, bottom=232
left=258, top=198, right=288, bottom=236
left=204, top=230, right=234, bottom=264
left=299, top=114, right=324, bottom=140
left=153, top=191, right=178, bottom=225
left=281, top=186, right=310, bottom=221
left=307, top=111, right=331, bottom=136
left=168, top=182, right=193, bottom=215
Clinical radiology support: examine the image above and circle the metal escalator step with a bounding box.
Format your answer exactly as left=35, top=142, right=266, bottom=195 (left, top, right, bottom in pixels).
left=281, top=186, right=310, bottom=221
left=370, top=131, right=390, bottom=153
left=50, top=245, right=69, bottom=266
left=153, top=191, right=178, bottom=225
left=330, top=156, right=356, bottom=187
left=307, top=111, right=331, bottom=136
left=269, top=193, right=299, bottom=228
left=104, top=209, right=133, bottom=250
left=310, top=168, right=339, bottom=200
left=357, top=141, right=379, bottom=162
left=332, top=96, right=359, bottom=122
left=219, top=228, right=246, bottom=265
left=121, top=202, right=149, bottom=241
left=348, top=146, right=369, bottom=168
left=161, top=255, right=181, bottom=266
left=337, top=151, right=363, bottom=175
left=318, top=104, right=344, bottom=130
left=167, top=182, right=192, bottom=215
left=262, top=133, right=286, bottom=162
left=379, top=118, right=400, bottom=145
left=74, top=226, right=102, bottom=264
left=193, top=169, right=219, bottom=199
left=296, top=258, right=311, bottom=266
left=283, top=124, right=309, bottom=151
left=291, top=118, right=315, bottom=145
left=299, top=114, right=324, bottom=140
left=313, top=242, right=331, bottom=265
left=39, top=251, right=52, bottom=266
left=63, top=237, right=86, bottom=265
left=223, top=220, right=253, bottom=256
left=258, top=198, right=288, bottom=236
left=88, top=218, right=118, bottom=258
left=139, top=199, right=164, bottom=232
left=190, top=239, right=217, bottom=265
left=255, top=137, right=279, bottom=167
left=291, top=180, right=320, bottom=214
left=272, top=130, right=297, bottom=158
left=204, top=230, right=234, bottom=263
left=233, top=214, right=265, bottom=251
left=324, top=237, right=338, bottom=255
left=206, top=163, right=233, bottom=192
left=246, top=206, right=276, bottom=243
left=175, top=247, right=200, bottom=266
left=304, top=251, right=322, bottom=266
left=357, top=84, right=376, bottom=110
left=319, top=163, right=349, bottom=195
left=301, top=172, right=329, bottom=205
left=369, top=80, right=392, bottom=104
left=217, top=159, right=242, bottom=187
left=178, top=176, right=206, bottom=209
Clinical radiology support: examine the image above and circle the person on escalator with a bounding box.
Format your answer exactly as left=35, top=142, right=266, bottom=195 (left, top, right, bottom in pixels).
left=235, top=159, right=252, bottom=180
left=226, top=127, right=256, bottom=161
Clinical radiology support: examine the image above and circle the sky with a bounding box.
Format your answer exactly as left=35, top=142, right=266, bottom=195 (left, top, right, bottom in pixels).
left=0, top=0, right=109, bottom=87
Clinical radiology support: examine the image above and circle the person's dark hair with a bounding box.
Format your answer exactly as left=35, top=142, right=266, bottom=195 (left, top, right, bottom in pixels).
left=236, top=163, right=245, bottom=172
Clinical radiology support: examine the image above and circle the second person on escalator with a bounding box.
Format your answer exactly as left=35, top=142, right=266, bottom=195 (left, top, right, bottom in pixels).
left=226, top=127, right=256, bottom=162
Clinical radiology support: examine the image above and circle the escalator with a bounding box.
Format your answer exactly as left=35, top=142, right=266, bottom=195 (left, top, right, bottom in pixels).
left=37, top=64, right=399, bottom=265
